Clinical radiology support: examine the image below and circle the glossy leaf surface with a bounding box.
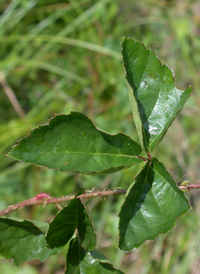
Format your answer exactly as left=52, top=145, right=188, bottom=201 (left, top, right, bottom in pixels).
left=46, top=198, right=96, bottom=250
left=66, top=238, right=124, bottom=274
left=119, top=158, right=190, bottom=250
left=0, top=218, right=60, bottom=266
left=122, top=38, right=192, bottom=152
left=8, top=112, right=143, bottom=174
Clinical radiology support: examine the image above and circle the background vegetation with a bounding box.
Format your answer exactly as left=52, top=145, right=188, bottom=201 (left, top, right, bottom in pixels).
left=0, top=0, right=200, bottom=273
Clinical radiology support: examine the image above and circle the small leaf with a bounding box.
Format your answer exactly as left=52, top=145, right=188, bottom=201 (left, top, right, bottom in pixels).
left=8, top=112, right=143, bottom=174
left=46, top=198, right=96, bottom=250
left=118, top=158, right=190, bottom=250
left=0, top=218, right=60, bottom=266
left=66, top=238, right=124, bottom=274
left=122, top=38, right=192, bottom=152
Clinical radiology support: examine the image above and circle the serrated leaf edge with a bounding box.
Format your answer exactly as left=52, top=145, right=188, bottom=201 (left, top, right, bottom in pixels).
left=117, top=159, right=191, bottom=250
left=8, top=111, right=143, bottom=174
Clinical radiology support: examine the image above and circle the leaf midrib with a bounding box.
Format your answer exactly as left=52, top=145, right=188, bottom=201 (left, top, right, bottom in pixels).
left=28, top=151, right=141, bottom=158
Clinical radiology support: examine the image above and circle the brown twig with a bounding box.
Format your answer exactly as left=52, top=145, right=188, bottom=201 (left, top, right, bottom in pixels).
left=0, top=184, right=200, bottom=216
left=0, top=70, right=25, bottom=119
left=0, top=189, right=127, bottom=216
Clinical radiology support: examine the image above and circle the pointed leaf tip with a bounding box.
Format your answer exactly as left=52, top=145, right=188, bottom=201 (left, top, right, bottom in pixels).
left=8, top=112, right=143, bottom=174
left=122, top=38, right=192, bottom=152
left=119, top=158, right=190, bottom=250
left=46, top=198, right=96, bottom=251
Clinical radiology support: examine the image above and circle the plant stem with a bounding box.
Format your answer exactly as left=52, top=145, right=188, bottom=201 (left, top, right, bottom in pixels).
left=0, top=184, right=199, bottom=216
left=137, top=156, right=147, bottom=162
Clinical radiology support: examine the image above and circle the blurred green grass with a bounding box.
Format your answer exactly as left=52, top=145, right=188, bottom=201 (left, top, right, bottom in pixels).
left=0, top=0, right=200, bottom=273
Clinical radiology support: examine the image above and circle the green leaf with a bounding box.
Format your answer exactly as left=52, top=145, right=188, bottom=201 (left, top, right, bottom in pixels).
left=46, top=198, right=96, bottom=250
left=118, top=158, right=190, bottom=251
left=8, top=112, right=143, bottom=174
left=122, top=38, right=192, bottom=152
left=0, top=218, right=61, bottom=266
left=66, top=238, right=124, bottom=274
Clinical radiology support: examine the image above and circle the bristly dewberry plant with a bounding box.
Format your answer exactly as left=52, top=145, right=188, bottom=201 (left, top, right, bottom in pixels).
left=0, top=38, right=195, bottom=273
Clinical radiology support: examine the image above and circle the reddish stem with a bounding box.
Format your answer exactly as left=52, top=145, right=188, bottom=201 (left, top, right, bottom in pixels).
left=0, top=184, right=200, bottom=216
